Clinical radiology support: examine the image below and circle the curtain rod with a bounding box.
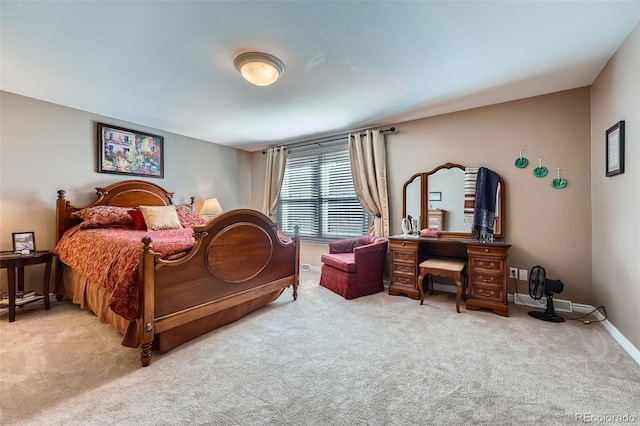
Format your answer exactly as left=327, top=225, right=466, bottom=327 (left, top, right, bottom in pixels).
left=262, top=127, right=396, bottom=154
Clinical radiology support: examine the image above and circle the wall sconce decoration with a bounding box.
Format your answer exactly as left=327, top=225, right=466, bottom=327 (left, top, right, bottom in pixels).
left=551, top=168, right=567, bottom=189
left=533, top=158, right=548, bottom=178
left=199, top=198, right=223, bottom=220
left=514, top=149, right=529, bottom=168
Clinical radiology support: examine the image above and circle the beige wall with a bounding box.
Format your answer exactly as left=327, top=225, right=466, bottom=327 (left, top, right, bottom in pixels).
left=253, top=88, right=593, bottom=305
left=390, top=89, right=593, bottom=304
left=0, top=91, right=252, bottom=291
left=590, top=23, right=639, bottom=349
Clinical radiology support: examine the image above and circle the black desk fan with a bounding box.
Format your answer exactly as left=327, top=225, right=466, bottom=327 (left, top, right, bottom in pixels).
left=528, top=265, right=565, bottom=323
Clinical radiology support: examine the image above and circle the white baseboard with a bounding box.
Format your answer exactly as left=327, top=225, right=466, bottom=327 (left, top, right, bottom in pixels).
left=432, top=283, right=458, bottom=293
left=300, top=264, right=321, bottom=273
left=509, top=293, right=640, bottom=366
left=573, top=303, right=640, bottom=366
left=511, top=292, right=573, bottom=312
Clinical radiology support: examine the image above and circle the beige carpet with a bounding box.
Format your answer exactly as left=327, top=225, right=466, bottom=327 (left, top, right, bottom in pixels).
left=1, top=270, right=638, bottom=425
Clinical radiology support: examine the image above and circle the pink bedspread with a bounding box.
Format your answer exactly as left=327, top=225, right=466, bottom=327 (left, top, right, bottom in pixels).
left=54, top=225, right=196, bottom=321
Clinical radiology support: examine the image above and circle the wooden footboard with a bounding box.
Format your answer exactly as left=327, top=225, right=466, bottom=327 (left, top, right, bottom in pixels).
left=138, top=209, right=300, bottom=366
left=55, top=181, right=299, bottom=367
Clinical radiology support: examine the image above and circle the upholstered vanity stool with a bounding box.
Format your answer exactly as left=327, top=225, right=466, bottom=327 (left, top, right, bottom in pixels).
left=417, top=258, right=467, bottom=313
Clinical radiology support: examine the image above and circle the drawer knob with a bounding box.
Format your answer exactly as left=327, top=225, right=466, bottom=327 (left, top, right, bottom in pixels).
left=402, top=242, right=405, bottom=246
left=484, top=248, right=489, bottom=253
left=479, top=261, right=495, bottom=268
left=478, top=275, right=495, bottom=283
left=479, top=289, right=495, bottom=296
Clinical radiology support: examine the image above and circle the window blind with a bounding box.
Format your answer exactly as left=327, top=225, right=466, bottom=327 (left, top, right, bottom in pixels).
left=276, top=142, right=369, bottom=242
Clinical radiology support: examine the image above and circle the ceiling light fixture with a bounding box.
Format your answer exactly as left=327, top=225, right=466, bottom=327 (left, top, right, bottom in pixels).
left=234, top=52, right=285, bottom=86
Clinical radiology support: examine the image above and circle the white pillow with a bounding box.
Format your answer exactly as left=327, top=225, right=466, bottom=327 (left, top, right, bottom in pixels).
left=139, top=205, right=182, bottom=230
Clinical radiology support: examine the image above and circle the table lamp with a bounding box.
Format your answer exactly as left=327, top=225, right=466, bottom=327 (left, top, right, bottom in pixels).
left=199, top=198, right=223, bottom=220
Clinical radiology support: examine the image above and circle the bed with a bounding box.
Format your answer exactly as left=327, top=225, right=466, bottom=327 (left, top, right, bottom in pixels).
left=54, top=180, right=299, bottom=366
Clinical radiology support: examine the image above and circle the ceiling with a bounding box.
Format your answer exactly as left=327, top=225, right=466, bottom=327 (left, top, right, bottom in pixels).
left=2, top=1, right=639, bottom=152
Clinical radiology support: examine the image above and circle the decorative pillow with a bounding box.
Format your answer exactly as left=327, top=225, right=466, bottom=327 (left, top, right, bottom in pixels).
left=127, top=209, right=147, bottom=230
left=139, top=205, right=182, bottom=230
left=175, top=204, right=207, bottom=228
left=72, top=206, right=134, bottom=228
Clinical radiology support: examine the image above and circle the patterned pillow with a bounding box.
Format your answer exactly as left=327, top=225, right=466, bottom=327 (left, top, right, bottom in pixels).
left=175, top=204, right=207, bottom=228
left=139, top=205, right=182, bottom=230
left=73, top=206, right=134, bottom=228
left=127, top=209, right=147, bottom=230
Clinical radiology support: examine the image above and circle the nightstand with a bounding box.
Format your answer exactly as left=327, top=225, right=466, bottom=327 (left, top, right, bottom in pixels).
left=0, top=250, right=52, bottom=322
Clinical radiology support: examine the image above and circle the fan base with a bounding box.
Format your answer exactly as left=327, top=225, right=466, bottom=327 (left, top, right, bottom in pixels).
left=528, top=311, right=565, bottom=322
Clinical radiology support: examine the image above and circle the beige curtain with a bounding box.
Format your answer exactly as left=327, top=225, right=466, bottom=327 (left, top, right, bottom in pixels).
left=348, top=130, right=389, bottom=237
left=263, top=146, right=288, bottom=218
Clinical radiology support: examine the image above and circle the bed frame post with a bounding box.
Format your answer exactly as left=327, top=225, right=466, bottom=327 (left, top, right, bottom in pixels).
left=55, top=190, right=68, bottom=244
left=293, top=225, right=300, bottom=300
left=138, top=236, right=156, bottom=367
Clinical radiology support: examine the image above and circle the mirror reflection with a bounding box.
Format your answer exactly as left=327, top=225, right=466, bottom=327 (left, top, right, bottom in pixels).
left=427, top=168, right=468, bottom=232
left=405, top=175, right=421, bottom=226
left=402, top=162, right=506, bottom=239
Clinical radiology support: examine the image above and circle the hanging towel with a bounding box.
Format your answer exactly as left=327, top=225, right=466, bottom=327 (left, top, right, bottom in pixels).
left=463, top=167, right=479, bottom=225
left=472, top=167, right=500, bottom=235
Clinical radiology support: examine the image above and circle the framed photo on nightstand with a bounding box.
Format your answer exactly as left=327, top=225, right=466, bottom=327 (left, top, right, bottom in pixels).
left=12, top=231, right=35, bottom=253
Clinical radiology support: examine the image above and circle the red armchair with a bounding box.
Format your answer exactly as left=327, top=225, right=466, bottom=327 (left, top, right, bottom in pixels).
left=320, top=236, right=388, bottom=300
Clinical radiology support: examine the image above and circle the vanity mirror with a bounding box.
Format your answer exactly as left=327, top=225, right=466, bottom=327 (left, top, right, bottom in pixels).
left=402, top=162, right=506, bottom=238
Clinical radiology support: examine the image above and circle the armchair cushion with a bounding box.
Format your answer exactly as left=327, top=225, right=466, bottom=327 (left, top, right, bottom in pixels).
left=320, top=253, right=356, bottom=273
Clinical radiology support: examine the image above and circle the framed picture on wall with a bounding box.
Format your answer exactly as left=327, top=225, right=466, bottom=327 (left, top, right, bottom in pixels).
left=97, top=123, right=164, bottom=178
left=12, top=231, right=35, bottom=253
left=605, top=121, right=625, bottom=177
left=428, top=192, right=442, bottom=201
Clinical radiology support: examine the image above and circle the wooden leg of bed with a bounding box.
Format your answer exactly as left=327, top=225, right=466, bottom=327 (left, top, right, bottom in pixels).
left=141, top=343, right=152, bottom=367
left=293, top=282, right=299, bottom=300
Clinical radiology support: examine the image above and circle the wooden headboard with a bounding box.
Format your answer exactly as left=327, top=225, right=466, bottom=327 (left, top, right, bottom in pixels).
left=55, top=180, right=176, bottom=243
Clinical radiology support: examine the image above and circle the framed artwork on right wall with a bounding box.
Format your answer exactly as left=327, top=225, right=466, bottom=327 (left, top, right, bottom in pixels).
left=605, top=120, right=625, bottom=177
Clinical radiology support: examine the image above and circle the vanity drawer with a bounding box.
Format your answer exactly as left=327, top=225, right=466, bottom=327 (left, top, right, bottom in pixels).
left=470, top=272, right=502, bottom=288
left=393, top=263, right=416, bottom=275
left=390, top=239, right=419, bottom=250
left=392, top=273, right=416, bottom=287
left=470, top=258, right=505, bottom=273
left=467, top=246, right=509, bottom=258
left=469, top=284, right=504, bottom=303
left=391, top=250, right=418, bottom=264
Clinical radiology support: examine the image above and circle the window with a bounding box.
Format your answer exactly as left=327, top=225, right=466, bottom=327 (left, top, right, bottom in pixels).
left=276, top=141, right=370, bottom=242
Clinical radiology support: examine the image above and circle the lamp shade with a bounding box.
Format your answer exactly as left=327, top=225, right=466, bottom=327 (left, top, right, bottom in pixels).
left=234, top=52, right=285, bottom=86
left=200, top=198, right=223, bottom=217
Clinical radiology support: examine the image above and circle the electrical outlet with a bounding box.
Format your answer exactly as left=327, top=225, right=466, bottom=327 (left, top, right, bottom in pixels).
left=509, top=267, right=518, bottom=279
left=519, top=269, right=528, bottom=281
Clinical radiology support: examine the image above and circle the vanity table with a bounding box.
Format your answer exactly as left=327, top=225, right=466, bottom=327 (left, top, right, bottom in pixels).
left=395, top=162, right=510, bottom=316
left=389, top=236, right=511, bottom=316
